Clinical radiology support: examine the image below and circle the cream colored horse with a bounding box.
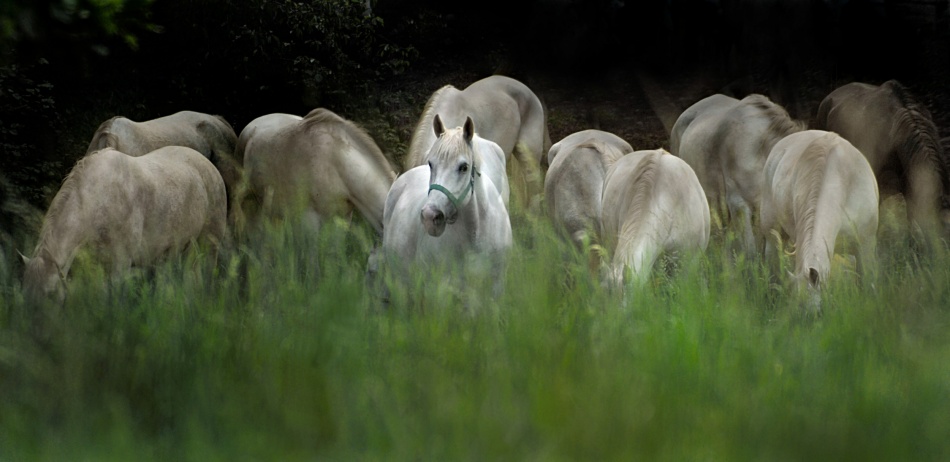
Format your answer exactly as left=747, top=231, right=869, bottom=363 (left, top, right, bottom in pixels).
left=234, top=113, right=303, bottom=166
left=816, top=79, right=950, bottom=237
left=22, top=146, right=227, bottom=305
left=239, top=108, right=397, bottom=235
left=671, top=93, right=805, bottom=254
left=600, top=149, right=710, bottom=290
left=86, top=110, right=243, bottom=226
left=544, top=129, right=632, bottom=250
left=760, top=130, right=879, bottom=314
left=381, top=116, right=512, bottom=303
left=404, top=75, right=550, bottom=212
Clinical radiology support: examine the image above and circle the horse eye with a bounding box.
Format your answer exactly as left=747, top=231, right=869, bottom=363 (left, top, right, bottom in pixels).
left=459, top=163, right=468, bottom=173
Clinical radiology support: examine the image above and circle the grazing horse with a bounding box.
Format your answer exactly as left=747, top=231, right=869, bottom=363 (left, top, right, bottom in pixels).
left=671, top=93, right=805, bottom=253
left=381, top=115, right=512, bottom=304
left=600, top=149, right=710, bottom=290
left=22, top=146, right=227, bottom=306
left=404, top=75, right=550, bottom=211
left=760, top=130, right=879, bottom=314
left=816, top=79, right=950, bottom=236
left=86, top=110, right=243, bottom=226
left=233, top=113, right=303, bottom=166
left=239, top=108, right=397, bottom=235
left=544, top=129, right=632, bottom=251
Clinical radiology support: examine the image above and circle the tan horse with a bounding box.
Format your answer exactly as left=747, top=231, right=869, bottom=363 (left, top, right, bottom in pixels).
left=22, top=146, right=227, bottom=305
left=760, top=130, right=879, bottom=314
left=86, top=110, right=243, bottom=226
left=601, top=149, right=710, bottom=290
left=404, top=75, right=550, bottom=212
left=816, top=79, right=950, bottom=237
left=234, top=113, right=303, bottom=162
left=240, top=108, right=397, bottom=234
left=544, top=129, right=632, bottom=251
left=671, top=93, right=805, bottom=254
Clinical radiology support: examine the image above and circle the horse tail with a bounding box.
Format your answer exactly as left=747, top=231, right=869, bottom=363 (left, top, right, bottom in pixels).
left=538, top=93, right=552, bottom=158
left=618, top=151, right=661, bottom=255
left=214, top=114, right=236, bottom=133
left=86, top=132, right=118, bottom=155
left=85, top=116, right=123, bottom=155
left=815, top=92, right=832, bottom=130
left=612, top=153, right=664, bottom=286
left=197, top=119, right=242, bottom=224
left=596, top=141, right=631, bottom=173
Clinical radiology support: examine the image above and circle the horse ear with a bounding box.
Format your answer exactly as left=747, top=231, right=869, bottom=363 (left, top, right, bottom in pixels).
left=433, top=114, right=445, bottom=137
left=463, top=117, right=475, bottom=143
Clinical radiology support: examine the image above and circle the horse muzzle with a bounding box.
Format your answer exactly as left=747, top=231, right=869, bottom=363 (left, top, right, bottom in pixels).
left=421, top=205, right=447, bottom=237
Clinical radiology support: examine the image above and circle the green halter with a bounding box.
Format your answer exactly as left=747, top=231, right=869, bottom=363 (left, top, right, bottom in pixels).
left=428, top=164, right=480, bottom=210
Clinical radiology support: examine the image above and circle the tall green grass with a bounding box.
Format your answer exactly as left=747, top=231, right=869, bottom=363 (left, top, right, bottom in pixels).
left=2, top=207, right=950, bottom=461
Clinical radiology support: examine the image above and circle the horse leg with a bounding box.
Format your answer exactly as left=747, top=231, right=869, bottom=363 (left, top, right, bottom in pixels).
left=300, top=209, right=323, bottom=278
left=856, top=233, right=879, bottom=292
left=513, top=142, right=544, bottom=213
left=364, top=244, right=391, bottom=311
left=106, top=257, right=133, bottom=303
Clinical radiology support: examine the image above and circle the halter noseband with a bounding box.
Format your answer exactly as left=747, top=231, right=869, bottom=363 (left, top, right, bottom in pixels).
left=428, top=164, right=480, bottom=210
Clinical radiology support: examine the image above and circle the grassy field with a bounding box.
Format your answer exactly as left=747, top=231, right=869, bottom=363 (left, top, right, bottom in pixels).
left=2, top=203, right=950, bottom=461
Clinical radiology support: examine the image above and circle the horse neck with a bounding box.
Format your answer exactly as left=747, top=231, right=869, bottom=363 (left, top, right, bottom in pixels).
left=794, top=233, right=831, bottom=283
left=455, top=180, right=485, bottom=242
left=793, top=201, right=834, bottom=287
left=33, top=195, right=88, bottom=276
left=456, top=167, right=507, bottom=245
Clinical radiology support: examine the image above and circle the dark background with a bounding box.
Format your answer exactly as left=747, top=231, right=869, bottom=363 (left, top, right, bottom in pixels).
left=3, top=0, right=950, bottom=240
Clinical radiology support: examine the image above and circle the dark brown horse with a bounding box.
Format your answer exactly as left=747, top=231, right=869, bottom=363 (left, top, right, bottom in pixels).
left=816, top=80, right=950, bottom=237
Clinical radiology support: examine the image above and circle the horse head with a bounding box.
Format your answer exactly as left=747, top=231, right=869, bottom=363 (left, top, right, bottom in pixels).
left=792, top=266, right=823, bottom=317
left=421, top=114, right=480, bottom=237
left=20, top=248, right=67, bottom=307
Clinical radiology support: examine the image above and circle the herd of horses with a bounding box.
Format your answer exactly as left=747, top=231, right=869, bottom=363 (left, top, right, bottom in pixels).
left=18, top=74, right=950, bottom=313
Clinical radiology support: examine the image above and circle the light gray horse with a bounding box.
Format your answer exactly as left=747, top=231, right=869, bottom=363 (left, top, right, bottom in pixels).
left=544, top=129, right=632, bottom=253
left=600, top=149, right=710, bottom=290
left=381, top=116, right=512, bottom=305
left=22, top=146, right=227, bottom=306
left=239, top=108, right=397, bottom=235
left=671, top=93, right=805, bottom=254
left=816, top=79, right=950, bottom=237
left=86, top=110, right=243, bottom=226
left=760, top=130, right=879, bottom=314
left=404, top=75, right=550, bottom=212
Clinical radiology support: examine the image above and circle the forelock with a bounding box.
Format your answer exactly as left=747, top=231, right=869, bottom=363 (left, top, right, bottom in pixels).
left=429, top=127, right=474, bottom=164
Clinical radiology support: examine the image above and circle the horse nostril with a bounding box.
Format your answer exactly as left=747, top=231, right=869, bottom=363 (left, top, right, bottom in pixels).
left=421, top=206, right=445, bottom=225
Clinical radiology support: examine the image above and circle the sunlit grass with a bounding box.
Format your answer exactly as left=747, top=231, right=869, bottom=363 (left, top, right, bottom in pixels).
left=2, top=206, right=950, bottom=461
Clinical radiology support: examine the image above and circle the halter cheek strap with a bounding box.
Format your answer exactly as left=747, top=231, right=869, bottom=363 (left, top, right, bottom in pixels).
left=428, top=165, right=480, bottom=210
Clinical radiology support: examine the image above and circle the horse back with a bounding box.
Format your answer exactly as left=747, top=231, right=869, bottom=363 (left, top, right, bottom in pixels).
left=134, top=146, right=228, bottom=242
left=816, top=82, right=904, bottom=171
left=670, top=94, right=739, bottom=157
